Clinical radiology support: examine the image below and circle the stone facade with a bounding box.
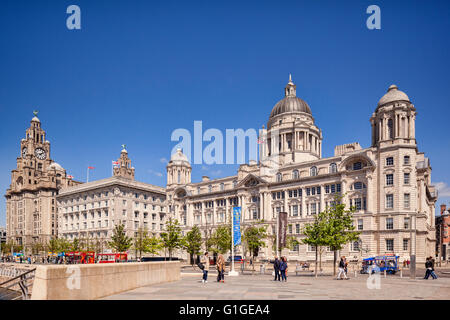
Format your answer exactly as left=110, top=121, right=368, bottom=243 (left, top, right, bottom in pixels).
left=167, top=78, right=438, bottom=263
left=5, top=114, right=81, bottom=252
left=56, top=148, right=167, bottom=244
left=436, top=204, right=450, bottom=261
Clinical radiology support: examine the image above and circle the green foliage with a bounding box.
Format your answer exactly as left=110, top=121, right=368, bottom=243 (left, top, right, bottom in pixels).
left=208, top=224, right=232, bottom=254
left=71, top=238, right=81, bottom=252
left=108, top=223, right=133, bottom=252
left=243, top=224, right=268, bottom=258
left=145, top=235, right=162, bottom=256
left=160, top=218, right=184, bottom=259
left=184, top=225, right=202, bottom=260
left=322, top=194, right=360, bottom=251
left=47, top=238, right=59, bottom=253
left=134, top=227, right=149, bottom=258
left=1, top=241, right=14, bottom=254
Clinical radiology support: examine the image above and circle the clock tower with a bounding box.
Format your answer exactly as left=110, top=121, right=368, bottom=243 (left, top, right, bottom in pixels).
left=5, top=112, right=81, bottom=253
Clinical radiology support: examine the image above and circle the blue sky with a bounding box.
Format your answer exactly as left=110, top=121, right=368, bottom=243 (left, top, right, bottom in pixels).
left=1, top=0, right=449, bottom=226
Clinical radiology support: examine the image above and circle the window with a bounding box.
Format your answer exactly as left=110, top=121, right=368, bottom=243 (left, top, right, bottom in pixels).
left=296, top=224, right=300, bottom=234
left=386, top=174, right=393, bottom=186
left=310, top=166, right=318, bottom=177
left=220, top=183, right=224, bottom=191
left=386, top=194, right=393, bottom=208
left=208, top=185, right=212, bottom=193
left=386, top=239, right=394, bottom=251
left=404, top=173, right=410, bottom=185
left=353, top=182, right=365, bottom=190
left=310, top=203, right=317, bottom=215
left=386, top=157, right=394, bottom=166
left=353, top=162, right=362, bottom=170
left=404, top=217, right=410, bottom=229
left=329, top=163, right=337, bottom=174
left=404, top=156, right=410, bottom=165
left=403, top=239, right=409, bottom=251
left=197, top=187, right=201, bottom=194
left=352, top=241, right=360, bottom=252
left=404, top=193, right=410, bottom=209
left=386, top=217, right=393, bottom=230
left=292, top=205, right=298, bottom=216
left=357, top=219, right=363, bottom=230
left=292, top=170, right=299, bottom=179
left=288, top=225, right=292, bottom=234
left=233, top=180, right=237, bottom=188
left=354, top=198, right=362, bottom=211
left=276, top=173, right=282, bottom=182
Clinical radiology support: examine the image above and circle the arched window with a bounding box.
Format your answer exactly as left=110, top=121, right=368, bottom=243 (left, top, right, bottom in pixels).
left=208, top=185, right=212, bottom=193
left=329, top=163, right=337, bottom=174
left=310, top=166, right=318, bottom=177
left=177, top=171, right=181, bottom=184
left=388, top=119, right=393, bottom=139
left=197, top=187, right=201, bottom=194
left=233, top=180, right=237, bottom=188
left=220, top=183, right=224, bottom=191
left=276, top=173, right=282, bottom=182
left=292, top=170, right=299, bottom=180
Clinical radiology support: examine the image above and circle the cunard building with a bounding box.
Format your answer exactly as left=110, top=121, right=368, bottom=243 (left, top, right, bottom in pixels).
left=167, top=77, right=438, bottom=263
left=5, top=113, right=81, bottom=253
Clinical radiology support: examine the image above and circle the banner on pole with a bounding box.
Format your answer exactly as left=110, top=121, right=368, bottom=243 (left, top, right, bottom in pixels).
left=278, top=211, right=288, bottom=249
left=233, top=207, right=241, bottom=246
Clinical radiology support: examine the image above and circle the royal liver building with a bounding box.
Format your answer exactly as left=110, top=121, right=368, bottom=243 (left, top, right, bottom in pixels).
left=166, top=77, right=438, bottom=263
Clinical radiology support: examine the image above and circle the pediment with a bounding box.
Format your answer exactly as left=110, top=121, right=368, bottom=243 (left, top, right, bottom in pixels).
left=236, top=174, right=267, bottom=188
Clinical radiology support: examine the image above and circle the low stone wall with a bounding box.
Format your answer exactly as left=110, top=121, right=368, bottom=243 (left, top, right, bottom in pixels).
left=31, top=261, right=180, bottom=300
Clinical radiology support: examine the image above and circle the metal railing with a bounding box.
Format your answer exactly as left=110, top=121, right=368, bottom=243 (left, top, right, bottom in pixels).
left=0, top=268, right=36, bottom=300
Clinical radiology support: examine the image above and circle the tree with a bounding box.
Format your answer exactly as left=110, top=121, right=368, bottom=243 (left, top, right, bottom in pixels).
left=145, top=235, right=162, bottom=256
left=208, top=224, right=232, bottom=255
left=184, top=225, right=202, bottom=264
left=1, top=241, right=14, bottom=255
left=243, top=224, right=268, bottom=260
left=108, top=223, right=133, bottom=253
left=58, top=238, right=71, bottom=253
left=134, top=227, right=149, bottom=259
left=160, top=218, right=184, bottom=260
left=31, top=242, right=45, bottom=255
left=47, top=238, right=59, bottom=253
left=323, top=194, right=360, bottom=276
left=302, top=210, right=328, bottom=277
left=71, top=238, right=81, bottom=252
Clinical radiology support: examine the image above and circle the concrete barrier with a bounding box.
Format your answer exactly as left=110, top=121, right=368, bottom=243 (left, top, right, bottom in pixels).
left=31, top=261, right=180, bottom=300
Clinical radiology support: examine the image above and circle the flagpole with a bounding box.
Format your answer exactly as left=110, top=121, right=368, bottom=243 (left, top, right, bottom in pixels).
left=229, top=207, right=238, bottom=276
left=87, top=167, right=89, bottom=183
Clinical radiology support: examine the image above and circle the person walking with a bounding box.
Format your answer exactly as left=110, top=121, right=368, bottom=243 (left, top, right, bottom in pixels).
left=216, top=254, right=225, bottom=283
left=424, top=257, right=432, bottom=279
left=201, top=252, right=210, bottom=284
left=273, top=256, right=281, bottom=281
left=430, top=256, right=438, bottom=279
left=344, top=257, right=349, bottom=279
left=280, top=257, right=288, bottom=282
left=337, top=256, right=348, bottom=280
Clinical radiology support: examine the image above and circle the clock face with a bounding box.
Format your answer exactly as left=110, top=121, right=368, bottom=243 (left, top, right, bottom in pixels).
left=22, top=147, right=27, bottom=158
left=34, top=148, right=46, bottom=160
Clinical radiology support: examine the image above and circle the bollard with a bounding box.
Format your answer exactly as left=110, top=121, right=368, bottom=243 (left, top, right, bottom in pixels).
left=384, top=270, right=386, bottom=278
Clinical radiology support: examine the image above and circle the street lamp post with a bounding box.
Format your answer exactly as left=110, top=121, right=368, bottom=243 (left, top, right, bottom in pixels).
left=409, top=212, right=417, bottom=279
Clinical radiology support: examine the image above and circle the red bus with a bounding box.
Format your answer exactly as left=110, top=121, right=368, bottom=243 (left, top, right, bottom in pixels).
left=65, top=251, right=95, bottom=264
left=97, top=253, right=128, bottom=263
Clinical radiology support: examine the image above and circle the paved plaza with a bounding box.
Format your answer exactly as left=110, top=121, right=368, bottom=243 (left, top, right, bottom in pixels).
left=103, top=270, right=450, bottom=300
